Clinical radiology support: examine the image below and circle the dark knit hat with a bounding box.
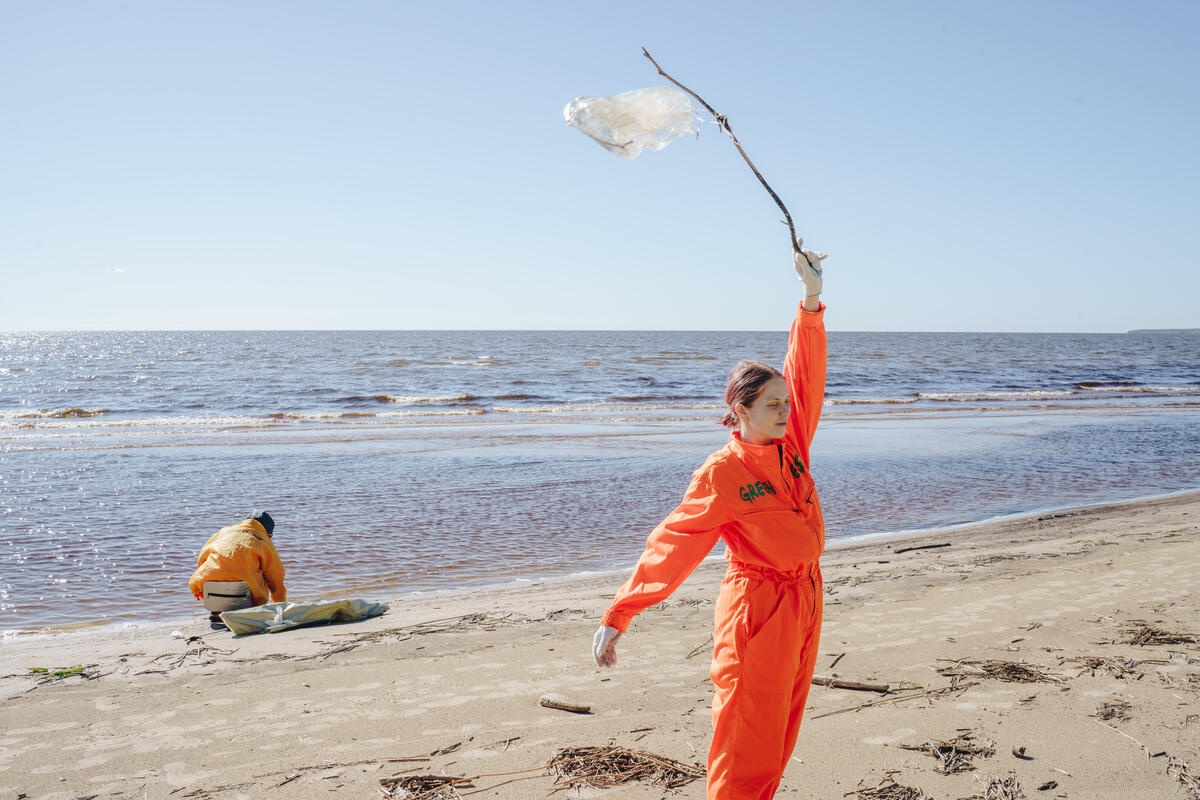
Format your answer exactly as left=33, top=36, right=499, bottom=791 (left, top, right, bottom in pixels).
left=250, top=510, right=275, bottom=536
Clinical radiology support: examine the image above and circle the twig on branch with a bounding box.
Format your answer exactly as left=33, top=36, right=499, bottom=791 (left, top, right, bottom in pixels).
left=641, top=47, right=808, bottom=261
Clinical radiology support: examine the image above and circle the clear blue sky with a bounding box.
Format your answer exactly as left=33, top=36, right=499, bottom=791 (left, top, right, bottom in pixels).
left=3, top=1, right=1197, bottom=331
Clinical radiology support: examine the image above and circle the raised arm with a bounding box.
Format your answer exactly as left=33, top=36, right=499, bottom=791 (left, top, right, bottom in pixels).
left=785, top=240, right=829, bottom=452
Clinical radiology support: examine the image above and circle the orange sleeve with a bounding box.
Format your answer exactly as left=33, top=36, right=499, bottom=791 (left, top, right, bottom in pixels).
left=601, top=469, right=727, bottom=632
left=783, top=301, right=827, bottom=452
left=261, top=546, right=287, bottom=603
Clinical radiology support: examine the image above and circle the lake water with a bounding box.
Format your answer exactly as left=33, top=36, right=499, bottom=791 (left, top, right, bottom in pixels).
left=2, top=328, right=1197, bottom=632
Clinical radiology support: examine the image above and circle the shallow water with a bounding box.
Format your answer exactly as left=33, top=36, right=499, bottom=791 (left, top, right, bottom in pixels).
left=2, top=329, right=1197, bottom=631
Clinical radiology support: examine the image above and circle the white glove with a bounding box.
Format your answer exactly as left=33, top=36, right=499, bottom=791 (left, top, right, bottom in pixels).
left=792, top=238, right=829, bottom=298
left=592, top=624, right=622, bottom=667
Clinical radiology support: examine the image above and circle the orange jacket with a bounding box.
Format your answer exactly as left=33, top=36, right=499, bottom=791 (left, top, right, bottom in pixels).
left=188, top=519, right=287, bottom=606
left=602, top=302, right=826, bottom=632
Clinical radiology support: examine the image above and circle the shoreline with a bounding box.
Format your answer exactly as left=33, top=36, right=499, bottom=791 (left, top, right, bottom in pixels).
left=5, top=486, right=1198, bottom=641
left=3, top=488, right=1198, bottom=797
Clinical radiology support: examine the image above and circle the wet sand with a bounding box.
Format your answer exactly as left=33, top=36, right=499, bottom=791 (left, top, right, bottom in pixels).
left=2, top=491, right=1198, bottom=799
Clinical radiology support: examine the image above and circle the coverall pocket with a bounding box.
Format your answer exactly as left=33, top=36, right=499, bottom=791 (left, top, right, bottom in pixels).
left=739, top=582, right=803, bottom=694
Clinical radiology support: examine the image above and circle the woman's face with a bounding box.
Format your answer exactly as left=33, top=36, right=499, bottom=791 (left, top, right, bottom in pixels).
left=736, top=375, right=790, bottom=444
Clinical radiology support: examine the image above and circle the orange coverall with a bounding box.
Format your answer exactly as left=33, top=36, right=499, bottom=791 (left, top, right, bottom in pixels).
left=188, top=518, right=287, bottom=606
left=602, top=302, right=826, bottom=800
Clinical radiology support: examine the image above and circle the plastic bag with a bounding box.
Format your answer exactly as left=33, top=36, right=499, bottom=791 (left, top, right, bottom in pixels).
left=563, top=86, right=697, bottom=159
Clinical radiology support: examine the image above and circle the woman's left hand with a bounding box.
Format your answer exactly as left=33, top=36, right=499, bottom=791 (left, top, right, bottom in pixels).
left=792, top=238, right=829, bottom=298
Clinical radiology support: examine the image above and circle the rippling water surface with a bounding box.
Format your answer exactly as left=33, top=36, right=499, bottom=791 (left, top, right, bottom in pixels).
left=1, top=329, right=1197, bottom=631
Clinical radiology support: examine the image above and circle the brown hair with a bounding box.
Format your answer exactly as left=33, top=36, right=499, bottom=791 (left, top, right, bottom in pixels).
left=721, top=360, right=783, bottom=428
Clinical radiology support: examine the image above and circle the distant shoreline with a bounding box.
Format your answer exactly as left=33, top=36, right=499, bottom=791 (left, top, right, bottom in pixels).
left=1127, top=328, right=1200, bottom=334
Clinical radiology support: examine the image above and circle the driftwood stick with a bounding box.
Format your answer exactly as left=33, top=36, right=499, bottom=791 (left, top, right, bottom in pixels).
left=254, top=754, right=430, bottom=779
left=893, top=542, right=952, bottom=555
left=811, top=681, right=977, bottom=719
left=641, top=47, right=807, bottom=259
left=1094, top=719, right=1153, bottom=764
left=540, top=693, right=592, bottom=713
left=811, top=674, right=891, bottom=693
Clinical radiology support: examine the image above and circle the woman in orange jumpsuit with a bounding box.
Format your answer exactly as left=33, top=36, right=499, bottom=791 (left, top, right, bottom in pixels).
left=593, top=242, right=829, bottom=800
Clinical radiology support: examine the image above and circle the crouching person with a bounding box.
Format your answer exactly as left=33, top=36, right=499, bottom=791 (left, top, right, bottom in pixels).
left=188, top=511, right=286, bottom=628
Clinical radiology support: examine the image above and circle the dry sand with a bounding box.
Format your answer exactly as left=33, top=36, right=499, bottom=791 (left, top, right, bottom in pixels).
left=2, top=491, right=1198, bottom=800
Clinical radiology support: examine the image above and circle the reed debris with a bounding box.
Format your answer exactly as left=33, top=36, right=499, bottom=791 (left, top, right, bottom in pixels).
left=141, top=637, right=235, bottom=672
left=380, top=774, right=473, bottom=800
left=1064, top=655, right=1145, bottom=678
left=899, top=731, right=994, bottom=774
left=1094, top=699, right=1133, bottom=721
left=956, top=775, right=1024, bottom=800
left=845, top=775, right=932, bottom=799
left=1168, top=756, right=1200, bottom=800
left=546, top=745, right=705, bottom=791
left=936, top=659, right=1063, bottom=684
left=1123, top=620, right=1197, bottom=647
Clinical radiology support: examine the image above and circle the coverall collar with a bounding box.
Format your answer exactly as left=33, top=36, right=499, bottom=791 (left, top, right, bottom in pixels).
left=728, top=431, right=784, bottom=462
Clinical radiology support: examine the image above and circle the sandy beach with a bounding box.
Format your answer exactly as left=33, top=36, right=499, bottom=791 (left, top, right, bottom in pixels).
left=2, top=491, right=1198, bottom=800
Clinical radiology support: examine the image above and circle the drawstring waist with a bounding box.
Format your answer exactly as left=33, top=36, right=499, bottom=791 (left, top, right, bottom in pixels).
left=728, top=560, right=820, bottom=584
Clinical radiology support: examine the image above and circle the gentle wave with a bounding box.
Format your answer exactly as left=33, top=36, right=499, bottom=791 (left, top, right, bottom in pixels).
left=825, top=397, right=920, bottom=406
left=336, top=394, right=482, bottom=405
left=0, top=407, right=110, bottom=419
left=491, top=402, right=725, bottom=414
left=1076, top=384, right=1198, bottom=393
left=5, top=391, right=1199, bottom=432
left=918, top=390, right=1077, bottom=401
left=379, top=394, right=481, bottom=406
left=609, top=394, right=710, bottom=402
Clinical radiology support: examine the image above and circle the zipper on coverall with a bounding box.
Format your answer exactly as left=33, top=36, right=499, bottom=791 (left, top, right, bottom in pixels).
left=778, top=443, right=819, bottom=600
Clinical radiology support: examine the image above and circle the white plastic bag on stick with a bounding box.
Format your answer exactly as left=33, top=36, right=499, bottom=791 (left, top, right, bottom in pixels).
left=563, top=86, right=697, bottom=159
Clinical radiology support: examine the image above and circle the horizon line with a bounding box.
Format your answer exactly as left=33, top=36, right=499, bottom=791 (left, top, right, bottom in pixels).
left=6, top=327, right=1195, bottom=335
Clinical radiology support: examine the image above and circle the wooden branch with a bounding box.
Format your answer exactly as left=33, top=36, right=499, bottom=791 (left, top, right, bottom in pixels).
left=894, top=543, right=952, bottom=555
left=540, top=693, right=592, bottom=713
left=811, top=674, right=891, bottom=693
left=811, top=681, right=978, bottom=719
left=641, top=47, right=807, bottom=259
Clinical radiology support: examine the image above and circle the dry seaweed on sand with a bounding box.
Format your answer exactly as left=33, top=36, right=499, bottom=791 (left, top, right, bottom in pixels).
left=956, top=775, right=1024, bottom=800
left=140, top=637, right=236, bottom=672
left=936, top=658, right=1063, bottom=684
left=26, top=663, right=101, bottom=684
left=546, top=745, right=705, bottom=791
left=380, top=774, right=474, bottom=800
left=1168, top=756, right=1200, bottom=800
left=1123, top=620, right=1198, bottom=647
left=899, top=731, right=995, bottom=774
left=1063, top=654, right=1148, bottom=678
left=813, top=681, right=977, bottom=719
left=1094, top=699, right=1134, bottom=721
left=316, top=608, right=590, bottom=660
left=312, top=611, right=528, bottom=659
left=845, top=775, right=932, bottom=799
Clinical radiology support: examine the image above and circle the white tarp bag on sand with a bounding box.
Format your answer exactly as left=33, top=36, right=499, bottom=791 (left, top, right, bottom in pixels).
left=220, top=598, right=388, bottom=636
left=563, top=86, right=697, bottom=159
